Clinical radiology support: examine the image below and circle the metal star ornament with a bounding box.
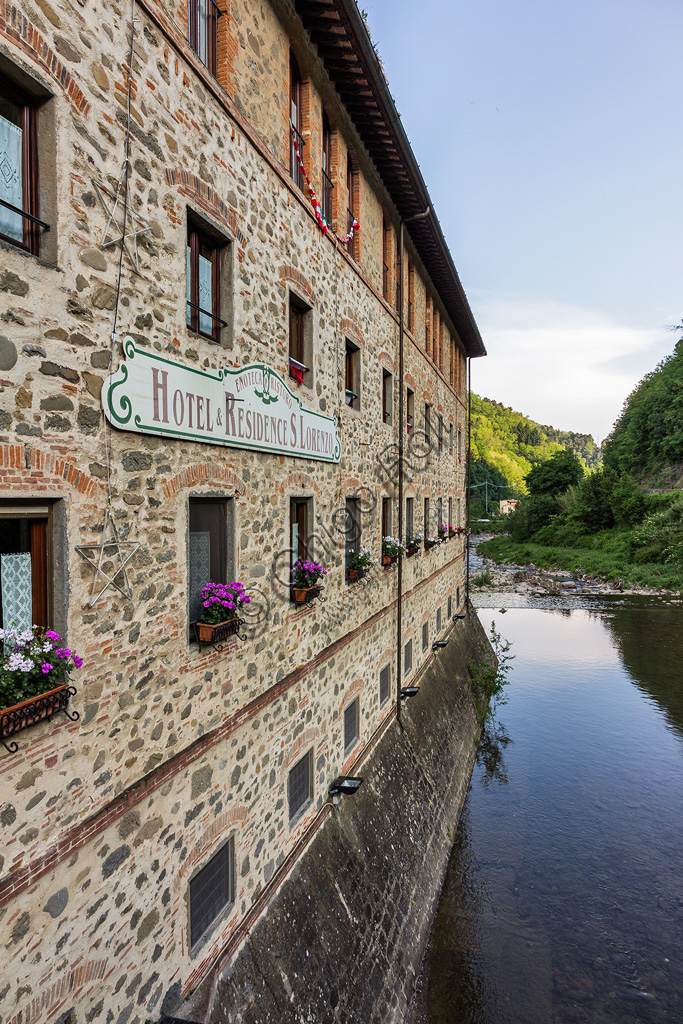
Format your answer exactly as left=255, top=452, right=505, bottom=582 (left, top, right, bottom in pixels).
left=92, top=164, right=151, bottom=272
left=76, top=508, right=139, bottom=606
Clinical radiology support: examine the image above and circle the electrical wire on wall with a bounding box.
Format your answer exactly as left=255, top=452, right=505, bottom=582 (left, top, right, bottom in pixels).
left=104, top=0, right=138, bottom=510
left=75, top=0, right=140, bottom=608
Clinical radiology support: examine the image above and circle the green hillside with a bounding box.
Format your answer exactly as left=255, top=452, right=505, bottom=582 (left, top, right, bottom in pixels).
left=469, top=394, right=600, bottom=495
left=603, top=337, right=683, bottom=486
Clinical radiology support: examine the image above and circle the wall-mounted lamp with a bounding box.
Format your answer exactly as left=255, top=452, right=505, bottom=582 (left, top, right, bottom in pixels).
left=328, top=775, right=364, bottom=806
left=432, top=640, right=449, bottom=651
left=400, top=686, right=420, bottom=702
left=452, top=613, right=466, bottom=621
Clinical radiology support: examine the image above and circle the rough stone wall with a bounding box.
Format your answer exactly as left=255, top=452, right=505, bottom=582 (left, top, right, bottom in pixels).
left=0, top=0, right=471, bottom=1022
left=206, top=608, right=488, bottom=1024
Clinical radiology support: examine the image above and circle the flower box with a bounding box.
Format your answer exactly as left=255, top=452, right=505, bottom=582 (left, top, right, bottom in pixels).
left=448, top=528, right=456, bottom=538
left=196, top=618, right=243, bottom=645
left=424, top=539, right=436, bottom=550
left=291, top=585, right=323, bottom=604
left=0, top=683, right=77, bottom=753
left=382, top=553, right=399, bottom=566
left=406, top=546, right=419, bottom=558
left=347, top=568, right=365, bottom=582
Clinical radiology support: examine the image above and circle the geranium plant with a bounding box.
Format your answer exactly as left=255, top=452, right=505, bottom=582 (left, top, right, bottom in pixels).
left=0, top=627, right=83, bottom=711
left=198, top=581, right=251, bottom=624
left=381, top=536, right=406, bottom=558
left=291, top=559, right=327, bottom=588
left=438, top=523, right=448, bottom=540
left=406, top=531, right=423, bottom=549
left=348, top=546, right=376, bottom=572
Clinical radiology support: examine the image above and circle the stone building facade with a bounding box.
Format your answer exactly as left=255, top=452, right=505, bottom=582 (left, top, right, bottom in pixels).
left=0, top=0, right=485, bottom=1021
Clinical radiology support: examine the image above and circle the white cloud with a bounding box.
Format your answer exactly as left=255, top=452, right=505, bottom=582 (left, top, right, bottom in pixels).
left=468, top=294, right=672, bottom=443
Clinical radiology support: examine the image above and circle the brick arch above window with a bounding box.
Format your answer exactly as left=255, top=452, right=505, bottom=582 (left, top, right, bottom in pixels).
left=286, top=727, right=318, bottom=767
left=165, top=169, right=241, bottom=238
left=376, top=647, right=393, bottom=669
left=174, top=804, right=248, bottom=888
left=0, top=445, right=103, bottom=497
left=1, top=8, right=90, bottom=115
left=339, top=677, right=364, bottom=713
left=377, top=350, right=395, bottom=374
left=162, top=463, right=247, bottom=499
left=422, top=390, right=433, bottom=404
left=340, top=318, right=364, bottom=348
left=279, top=265, right=316, bottom=306
left=278, top=470, right=320, bottom=498
left=404, top=372, right=417, bottom=391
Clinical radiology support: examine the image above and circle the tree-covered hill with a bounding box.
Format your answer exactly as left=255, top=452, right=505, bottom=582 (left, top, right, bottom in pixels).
left=469, top=394, right=601, bottom=494
left=603, top=338, right=683, bottom=485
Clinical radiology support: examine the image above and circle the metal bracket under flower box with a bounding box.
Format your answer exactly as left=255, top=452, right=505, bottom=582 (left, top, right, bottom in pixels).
left=0, top=684, right=79, bottom=754
left=194, top=618, right=247, bottom=651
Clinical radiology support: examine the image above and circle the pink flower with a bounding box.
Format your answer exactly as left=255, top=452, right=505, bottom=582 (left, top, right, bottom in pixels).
left=73, top=655, right=83, bottom=668
left=41, top=662, right=52, bottom=674
left=45, top=630, right=60, bottom=642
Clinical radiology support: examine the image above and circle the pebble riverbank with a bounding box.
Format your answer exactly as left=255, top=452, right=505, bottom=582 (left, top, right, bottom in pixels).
left=468, top=535, right=683, bottom=610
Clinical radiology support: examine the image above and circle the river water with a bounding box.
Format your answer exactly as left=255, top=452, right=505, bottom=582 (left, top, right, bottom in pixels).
left=418, top=600, right=683, bottom=1024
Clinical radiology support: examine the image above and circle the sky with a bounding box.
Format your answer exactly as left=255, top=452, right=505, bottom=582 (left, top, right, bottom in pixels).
left=361, top=0, right=683, bottom=442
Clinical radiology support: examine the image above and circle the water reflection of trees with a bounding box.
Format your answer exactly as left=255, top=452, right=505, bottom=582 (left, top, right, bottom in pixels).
left=476, top=719, right=513, bottom=787
left=602, top=604, right=683, bottom=737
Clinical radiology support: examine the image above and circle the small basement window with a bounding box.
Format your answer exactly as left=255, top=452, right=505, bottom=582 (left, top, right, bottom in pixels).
left=379, top=664, right=390, bottom=707
left=344, top=697, right=359, bottom=754
left=189, top=837, right=234, bottom=951
left=289, top=749, right=313, bottom=823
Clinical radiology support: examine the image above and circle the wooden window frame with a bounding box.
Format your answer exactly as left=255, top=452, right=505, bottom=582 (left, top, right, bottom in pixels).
left=187, top=219, right=223, bottom=342
left=405, top=497, right=414, bottom=540
left=345, top=496, right=361, bottom=569
left=288, top=293, right=311, bottom=386
left=346, top=152, right=358, bottom=259
left=422, top=622, right=428, bottom=653
left=381, top=497, right=391, bottom=541
left=0, top=503, right=51, bottom=630
left=345, top=338, right=360, bottom=409
left=187, top=0, right=219, bottom=76
left=382, top=217, right=391, bottom=299
left=407, top=260, right=415, bottom=331
left=406, top=387, right=414, bottom=434
left=0, top=75, right=41, bottom=256
left=321, top=112, right=333, bottom=225
left=188, top=498, right=230, bottom=639
left=289, top=52, right=304, bottom=190
left=290, top=498, right=310, bottom=569
left=382, top=369, right=392, bottom=425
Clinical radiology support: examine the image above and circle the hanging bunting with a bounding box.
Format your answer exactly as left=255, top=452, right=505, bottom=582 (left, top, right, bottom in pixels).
left=289, top=122, right=359, bottom=246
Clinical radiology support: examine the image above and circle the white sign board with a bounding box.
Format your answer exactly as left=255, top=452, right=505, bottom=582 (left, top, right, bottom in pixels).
left=103, top=338, right=341, bottom=463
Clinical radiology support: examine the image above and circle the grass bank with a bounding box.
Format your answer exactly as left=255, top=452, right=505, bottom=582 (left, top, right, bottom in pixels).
left=478, top=535, right=683, bottom=592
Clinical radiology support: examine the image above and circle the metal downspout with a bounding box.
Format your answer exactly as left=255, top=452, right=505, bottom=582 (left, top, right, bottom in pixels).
left=396, top=209, right=430, bottom=726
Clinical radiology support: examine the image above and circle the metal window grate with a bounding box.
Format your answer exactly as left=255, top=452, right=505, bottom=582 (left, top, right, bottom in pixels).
left=344, top=698, right=359, bottom=753
left=379, top=665, right=390, bottom=706
left=189, top=838, right=233, bottom=948
left=404, top=640, right=413, bottom=675
left=288, top=750, right=312, bottom=822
